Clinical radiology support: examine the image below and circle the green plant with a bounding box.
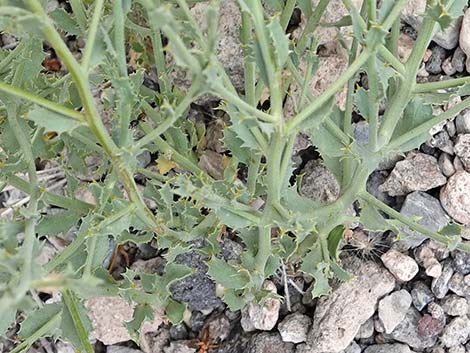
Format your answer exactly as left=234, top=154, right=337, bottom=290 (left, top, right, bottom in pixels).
left=0, top=0, right=469, bottom=351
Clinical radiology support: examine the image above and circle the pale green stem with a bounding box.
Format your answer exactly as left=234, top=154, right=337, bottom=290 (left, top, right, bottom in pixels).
left=63, top=290, right=94, bottom=353
left=81, top=0, right=105, bottom=72
left=413, top=76, right=470, bottom=93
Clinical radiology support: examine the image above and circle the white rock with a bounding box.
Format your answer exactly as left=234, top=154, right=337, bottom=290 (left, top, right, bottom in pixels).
left=381, top=249, right=419, bottom=282
left=441, top=295, right=469, bottom=316
left=440, top=171, right=470, bottom=225
left=277, top=313, right=311, bottom=343
left=378, top=290, right=412, bottom=334
left=460, top=9, right=470, bottom=57
left=454, top=134, right=470, bottom=171
left=306, top=257, right=395, bottom=353
left=440, top=316, right=470, bottom=348
left=241, top=280, right=280, bottom=332
left=85, top=296, right=163, bottom=346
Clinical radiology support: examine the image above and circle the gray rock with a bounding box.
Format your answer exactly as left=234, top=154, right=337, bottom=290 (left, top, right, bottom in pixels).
left=381, top=249, right=419, bottom=282
left=241, top=281, right=280, bottom=332
left=397, top=192, right=449, bottom=249
left=460, top=9, right=470, bottom=59
left=427, top=302, right=446, bottom=324
left=387, top=307, right=437, bottom=349
left=170, top=248, right=222, bottom=312
left=425, top=46, right=447, bottom=74
left=454, top=134, right=470, bottom=171
left=379, top=152, right=447, bottom=196
left=439, top=153, right=456, bottom=177
left=342, top=342, right=362, bottom=353
left=411, top=282, right=434, bottom=311
left=353, top=121, right=402, bottom=170
left=248, top=333, right=294, bottom=353
left=364, top=344, right=414, bottom=353
left=379, top=290, right=413, bottom=334
left=440, top=171, right=470, bottom=225
left=140, top=327, right=170, bottom=353
left=107, top=347, right=143, bottom=353
left=402, top=0, right=463, bottom=49
left=449, top=273, right=470, bottom=297
left=452, top=249, right=470, bottom=275
left=447, top=346, right=466, bottom=353
left=356, top=318, right=375, bottom=339
left=367, top=171, right=396, bottom=206
left=415, top=241, right=443, bottom=278
left=206, top=315, right=231, bottom=342
left=442, top=56, right=457, bottom=76
left=446, top=119, right=457, bottom=137
left=137, top=151, right=152, bottom=168
left=456, top=112, right=470, bottom=134
left=169, top=325, right=188, bottom=341
left=454, top=156, right=466, bottom=172
left=306, top=257, right=395, bottom=353
left=440, top=317, right=470, bottom=348
left=163, top=341, right=195, bottom=353
left=442, top=294, right=469, bottom=316
left=428, top=131, right=454, bottom=155
left=452, top=47, right=467, bottom=73
left=432, top=260, right=454, bottom=299
left=301, top=160, right=339, bottom=203
left=278, top=313, right=311, bottom=343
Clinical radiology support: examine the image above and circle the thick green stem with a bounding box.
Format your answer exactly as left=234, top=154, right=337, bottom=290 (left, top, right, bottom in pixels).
left=413, top=76, right=470, bottom=93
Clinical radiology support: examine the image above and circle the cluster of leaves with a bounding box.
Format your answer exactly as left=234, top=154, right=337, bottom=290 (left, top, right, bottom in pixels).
left=1, top=0, right=470, bottom=351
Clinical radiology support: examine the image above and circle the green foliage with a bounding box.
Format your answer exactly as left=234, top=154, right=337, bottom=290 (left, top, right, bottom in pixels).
left=1, top=0, right=470, bottom=351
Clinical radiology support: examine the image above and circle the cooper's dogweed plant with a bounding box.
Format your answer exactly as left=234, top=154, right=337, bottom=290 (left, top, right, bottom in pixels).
left=1, top=0, right=470, bottom=351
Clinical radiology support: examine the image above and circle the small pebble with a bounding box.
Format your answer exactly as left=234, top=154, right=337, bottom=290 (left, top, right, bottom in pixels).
left=440, top=171, right=470, bottom=224
left=378, top=290, right=412, bottom=333
left=441, top=294, right=469, bottom=316
left=431, top=260, right=454, bottom=299
left=454, top=134, right=470, bottom=171
left=277, top=313, right=311, bottom=343
left=439, top=153, right=456, bottom=177
left=381, top=249, right=419, bottom=282
left=411, top=282, right=434, bottom=311
left=455, top=112, right=470, bottom=134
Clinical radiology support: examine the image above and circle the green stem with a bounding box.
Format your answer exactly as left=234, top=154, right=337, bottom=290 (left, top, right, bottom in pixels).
left=69, top=0, right=87, bottom=31
left=360, top=192, right=470, bottom=252
left=367, top=55, right=380, bottom=151
left=287, top=49, right=372, bottom=133
left=413, top=76, right=470, bottom=93
left=377, top=45, right=406, bottom=76
left=62, top=290, right=94, bottom=353
left=0, top=82, right=85, bottom=121
left=296, top=0, right=329, bottom=53
left=81, top=0, right=105, bottom=72
left=281, top=0, right=296, bottom=30
left=386, top=18, right=400, bottom=56
left=387, top=96, right=470, bottom=151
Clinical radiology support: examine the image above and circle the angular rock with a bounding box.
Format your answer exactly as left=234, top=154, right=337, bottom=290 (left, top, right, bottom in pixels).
left=378, top=290, right=412, bottom=333
left=454, top=134, right=470, bottom=171
left=411, top=282, right=434, bottom=311
left=355, top=318, right=374, bottom=339
left=379, top=152, right=447, bottom=196
left=431, top=260, right=454, bottom=299
left=247, top=333, right=294, bottom=353
left=452, top=249, right=470, bottom=275
left=456, top=112, right=470, bottom=134
left=417, top=313, right=445, bottom=340
left=428, top=131, right=454, bottom=155
left=85, top=296, right=163, bottom=345
left=301, top=160, right=340, bottom=203
left=241, top=281, right=280, bottom=332
left=442, top=295, right=469, bottom=316
left=452, top=47, right=467, bottom=73
left=449, top=273, right=470, bottom=297
left=278, top=313, right=311, bottom=343
left=381, top=249, right=419, bottom=282
left=306, top=257, right=395, bottom=353
left=425, top=46, right=447, bottom=74
left=367, top=171, right=396, bottom=206
left=397, top=192, right=449, bottom=249
left=170, top=248, right=222, bottom=312
left=342, top=342, right=361, bottom=353
left=440, top=317, right=470, bottom=348
left=387, top=308, right=437, bottom=349
left=364, top=344, right=414, bottom=353
left=440, top=171, right=470, bottom=224
left=427, top=302, right=446, bottom=324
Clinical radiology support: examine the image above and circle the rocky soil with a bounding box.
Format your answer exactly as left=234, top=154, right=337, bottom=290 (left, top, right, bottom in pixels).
left=2, top=0, right=470, bottom=353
